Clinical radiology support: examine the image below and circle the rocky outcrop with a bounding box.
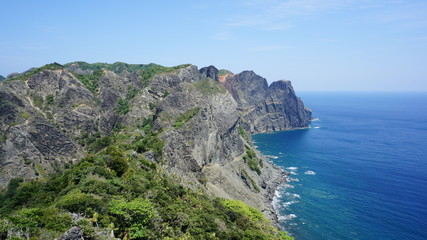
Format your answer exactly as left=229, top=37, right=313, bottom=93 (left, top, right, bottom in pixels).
left=0, top=62, right=310, bottom=225
left=0, top=75, right=5, bottom=81
left=218, top=67, right=311, bottom=133
left=199, top=65, right=219, bottom=82
left=59, top=226, right=84, bottom=240
left=242, top=80, right=312, bottom=133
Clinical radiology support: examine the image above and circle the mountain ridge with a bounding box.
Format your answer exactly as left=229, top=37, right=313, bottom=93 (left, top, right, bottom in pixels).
left=0, top=61, right=309, bottom=239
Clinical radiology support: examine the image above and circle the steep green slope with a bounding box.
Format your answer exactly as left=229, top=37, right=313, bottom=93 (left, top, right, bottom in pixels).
left=0, top=127, right=292, bottom=240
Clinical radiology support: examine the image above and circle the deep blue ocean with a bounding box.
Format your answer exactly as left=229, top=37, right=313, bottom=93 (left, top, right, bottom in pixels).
left=252, top=92, right=427, bottom=240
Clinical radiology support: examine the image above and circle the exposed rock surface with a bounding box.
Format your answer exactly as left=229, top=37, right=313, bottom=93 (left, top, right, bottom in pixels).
left=0, top=75, right=5, bottom=81
left=0, top=62, right=310, bottom=225
left=218, top=68, right=312, bottom=133
left=59, top=226, right=84, bottom=240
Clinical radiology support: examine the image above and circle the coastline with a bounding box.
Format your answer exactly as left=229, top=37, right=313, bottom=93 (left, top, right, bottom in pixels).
left=251, top=126, right=313, bottom=230
left=254, top=144, right=289, bottom=229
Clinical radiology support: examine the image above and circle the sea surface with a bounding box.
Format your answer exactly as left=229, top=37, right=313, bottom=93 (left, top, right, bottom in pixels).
left=252, top=92, right=427, bottom=240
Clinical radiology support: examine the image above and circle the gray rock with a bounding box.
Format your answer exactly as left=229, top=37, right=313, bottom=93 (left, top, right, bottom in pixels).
left=221, top=71, right=311, bottom=133
left=59, top=226, right=84, bottom=240
left=199, top=65, right=219, bottom=82
left=6, top=72, right=20, bottom=79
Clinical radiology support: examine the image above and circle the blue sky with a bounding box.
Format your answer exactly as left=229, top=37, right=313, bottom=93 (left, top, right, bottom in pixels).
left=1, top=0, right=426, bottom=91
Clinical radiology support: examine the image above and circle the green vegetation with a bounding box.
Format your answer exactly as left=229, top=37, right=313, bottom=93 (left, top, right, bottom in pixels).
left=116, top=98, right=130, bottom=115
left=133, top=131, right=165, bottom=159
left=218, top=69, right=233, bottom=76
left=239, top=125, right=252, bottom=144
left=138, top=116, right=154, bottom=132
left=64, top=61, right=190, bottom=89
left=243, top=146, right=262, bottom=175
left=20, top=111, right=30, bottom=120
left=0, top=125, right=292, bottom=240
left=115, top=86, right=140, bottom=115
left=0, top=134, right=6, bottom=144
left=242, top=169, right=260, bottom=192
left=73, top=69, right=103, bottom=94
left=193, top=78, right=226, bottom=95
left=140, top=64, right=191, bottom=87
left=31, top=93, right=44, bottom=109
left=173, top=107, right=201, bottom=129
left=6, top=63, right=64, bottom=82
left=46, top=94, right=55, bottom=105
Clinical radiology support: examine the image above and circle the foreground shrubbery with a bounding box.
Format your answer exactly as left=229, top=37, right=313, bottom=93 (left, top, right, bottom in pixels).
left=0, top=128, right=293, bottom=240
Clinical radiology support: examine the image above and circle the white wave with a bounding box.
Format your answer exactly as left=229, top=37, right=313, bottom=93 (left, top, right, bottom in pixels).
left=311, top=118, right=320, bottom=121
left=283, top=184, right=295, bottom=189
left=314, top=126, right=320, bottom=129
left=304, top=170, right=316, bottom=175
left=292, top=193, right=301, bottom=198
left=287, top=177, right=299, bottom=182
left=278, top=214, right=298, bottom=221
left=283, top=201, right=298, bottom=207
left=285, top=193, right=301, bottom=199
left=290, top=171, right=297, bottom=175
left=287, top=167, right=298, bottom=171
left=266, top=155, right=279, bottom=159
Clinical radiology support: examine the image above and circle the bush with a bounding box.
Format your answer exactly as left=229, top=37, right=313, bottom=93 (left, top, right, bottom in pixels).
left=73, top=70, right=103, bottom=94
left=109, top=197, right=157, bottom=239
left=46, top=94, right=55, bottom=105
left=134, top=132, right=165, bottom=159
left=40, top=208, right=72, bottom=232
left=56, top=189, right=103, bottom=216
left=221, top=200, right=266, bottom=223
left=243, top=146, right=261, bottom=175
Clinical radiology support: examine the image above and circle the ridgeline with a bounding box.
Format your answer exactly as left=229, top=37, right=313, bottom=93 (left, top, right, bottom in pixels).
left=0, top=62, right=310, bottom=239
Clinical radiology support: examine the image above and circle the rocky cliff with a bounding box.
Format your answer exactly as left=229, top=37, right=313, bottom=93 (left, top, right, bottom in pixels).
left=0, top=62, right=310, bottom=224
left=210, top=68, right=312, bottom=133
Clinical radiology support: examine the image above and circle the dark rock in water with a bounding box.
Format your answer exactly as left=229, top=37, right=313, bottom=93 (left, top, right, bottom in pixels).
left=199, top=65, right=219, bottom=82
left=59, top=226, right=84, bottom=240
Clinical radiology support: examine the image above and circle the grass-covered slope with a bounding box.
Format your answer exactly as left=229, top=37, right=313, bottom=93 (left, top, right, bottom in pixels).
left=0, top=127, right=292, bottom=240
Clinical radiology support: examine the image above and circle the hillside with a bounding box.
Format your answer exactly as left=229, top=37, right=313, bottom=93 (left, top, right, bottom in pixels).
left=0, top=62, right=310, bottom=239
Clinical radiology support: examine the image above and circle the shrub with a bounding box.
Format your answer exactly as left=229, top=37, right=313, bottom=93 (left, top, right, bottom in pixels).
left=46, top=94, right=55, bottom=105
left=243, top=146, right=261, bottom=175
left=109, top=197, right=157, bottom=239
left=56, top=189, right=103, bottom=216
left=221, top=199, right=266, bottom=223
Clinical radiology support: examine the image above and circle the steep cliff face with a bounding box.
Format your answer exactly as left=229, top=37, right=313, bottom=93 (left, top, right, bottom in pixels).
left=204, top=66, right=312, bottom=133
left=0, top=62, right=308, bottom=224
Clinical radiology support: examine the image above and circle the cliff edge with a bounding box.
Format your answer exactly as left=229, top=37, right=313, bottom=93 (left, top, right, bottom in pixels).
left=0, top=62, right=310, bottom=228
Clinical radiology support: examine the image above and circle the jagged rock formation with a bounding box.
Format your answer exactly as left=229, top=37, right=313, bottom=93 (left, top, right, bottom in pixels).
left=214, top=68, right=312, bottom=133
left=0, top=62, right=310, bottom=224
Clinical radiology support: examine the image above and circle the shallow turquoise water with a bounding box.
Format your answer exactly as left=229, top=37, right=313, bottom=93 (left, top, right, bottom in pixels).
left=252, top=92, right=427, bottom=240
